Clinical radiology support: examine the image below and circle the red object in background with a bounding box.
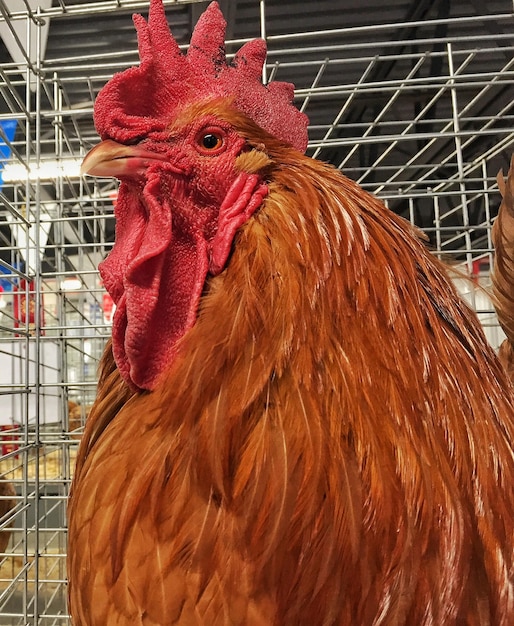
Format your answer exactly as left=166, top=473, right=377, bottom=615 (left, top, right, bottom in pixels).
left=13, top=279, right=44, bottom=335
left=472, top=257, right=490, bottom=282
left=102, top=292, right=115, bottom=325
left=0, top=424, right=20, bottom=458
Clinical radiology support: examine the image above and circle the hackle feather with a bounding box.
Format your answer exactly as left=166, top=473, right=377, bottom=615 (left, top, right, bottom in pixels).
left=492, top=155, right=514, bottom=378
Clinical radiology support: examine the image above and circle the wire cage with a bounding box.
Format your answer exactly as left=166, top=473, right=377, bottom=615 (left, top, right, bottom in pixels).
left=0, top=0, right=512, bottom=623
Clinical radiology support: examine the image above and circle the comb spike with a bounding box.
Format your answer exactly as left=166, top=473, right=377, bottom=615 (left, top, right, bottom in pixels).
left=137, top=0, right=182, bottom=65
left=133, top=14, right=151, bottom=64
left=187, top=1, right=227, bottom=73
left=147, top=0, right=181, bottom=56
left=233, top=39, right=267, bottom=79
left=268, top=81, right=295, bottom=101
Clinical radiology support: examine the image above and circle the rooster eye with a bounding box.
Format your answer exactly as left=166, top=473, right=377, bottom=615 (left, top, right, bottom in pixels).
left=202, top=134, right=221, bottom=149
left=195, top=128, right=226, bottom=155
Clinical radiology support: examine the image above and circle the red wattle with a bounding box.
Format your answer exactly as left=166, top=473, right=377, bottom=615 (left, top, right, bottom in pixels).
left=209, top=173, right=268, bottom=275
left=100, top=171, right=268, bottom=391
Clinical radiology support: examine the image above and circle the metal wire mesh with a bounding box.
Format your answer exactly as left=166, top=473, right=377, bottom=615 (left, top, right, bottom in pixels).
left=0, top=1, right=511, bottom=623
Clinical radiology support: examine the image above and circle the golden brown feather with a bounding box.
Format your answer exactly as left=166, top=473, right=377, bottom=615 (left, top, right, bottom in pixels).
left=0, top=480, right=16, bottom=556
left=68, top=119, right=514, bottom=625
left=492, top=155, right=514, bottom=377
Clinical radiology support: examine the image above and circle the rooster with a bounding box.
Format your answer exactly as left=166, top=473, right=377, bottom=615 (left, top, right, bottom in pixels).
left=67, top=2, right=514, bottom=624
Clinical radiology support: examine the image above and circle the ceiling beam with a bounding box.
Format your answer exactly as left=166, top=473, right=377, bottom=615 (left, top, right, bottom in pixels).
left=0, top=0, right=52, bottom=89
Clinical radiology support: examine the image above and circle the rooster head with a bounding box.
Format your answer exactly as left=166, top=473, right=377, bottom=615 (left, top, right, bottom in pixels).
left=81, top=0, right=309, bottom=390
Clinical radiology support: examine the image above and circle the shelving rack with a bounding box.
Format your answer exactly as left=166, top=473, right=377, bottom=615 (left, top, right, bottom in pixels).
left=0, top=0, right=511, bottom=623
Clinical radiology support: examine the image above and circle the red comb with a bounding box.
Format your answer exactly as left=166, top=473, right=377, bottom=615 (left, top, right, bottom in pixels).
left=93, top=0, right=309, bottom=152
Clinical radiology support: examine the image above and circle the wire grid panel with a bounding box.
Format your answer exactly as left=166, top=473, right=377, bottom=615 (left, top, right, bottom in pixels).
left=0, top=4, right=69, bottom=621
left=0, top=1, right=111, bottom=623
left=0, top=1, right=511, bottom=624
left=280, top=11, right=514, bottom=349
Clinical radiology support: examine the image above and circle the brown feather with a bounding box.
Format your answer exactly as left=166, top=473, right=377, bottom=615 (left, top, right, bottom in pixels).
left=492, top=154, right=514, bottom=376
left=68, top=118, right=514, bottom=625
left=0, top=480, right=15, bottom=555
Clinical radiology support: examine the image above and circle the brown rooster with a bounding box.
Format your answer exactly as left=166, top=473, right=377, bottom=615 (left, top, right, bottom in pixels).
left=67, top=2, right=514, bottom=624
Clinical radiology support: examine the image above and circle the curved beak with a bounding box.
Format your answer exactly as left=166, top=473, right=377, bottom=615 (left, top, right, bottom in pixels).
left=81, top=139, right=177, bottom=178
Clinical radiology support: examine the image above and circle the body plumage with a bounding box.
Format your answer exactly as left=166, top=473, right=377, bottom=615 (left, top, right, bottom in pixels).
left=69, top=130, right=514, bottom=624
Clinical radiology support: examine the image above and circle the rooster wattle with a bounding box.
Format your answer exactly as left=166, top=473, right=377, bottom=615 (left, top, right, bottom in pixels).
left=67, top=2, right=514, bottom=625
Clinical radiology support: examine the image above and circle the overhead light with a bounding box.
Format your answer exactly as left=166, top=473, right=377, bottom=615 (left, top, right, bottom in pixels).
left=60, top=278, right=82, bottom=291
left=2, top=158, right=83, bottom=182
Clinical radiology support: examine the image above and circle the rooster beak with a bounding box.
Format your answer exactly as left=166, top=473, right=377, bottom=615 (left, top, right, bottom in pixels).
left=81, top=139, right=172, bottom=178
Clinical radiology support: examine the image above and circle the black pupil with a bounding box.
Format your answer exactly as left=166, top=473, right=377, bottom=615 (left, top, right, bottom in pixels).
left=202, top=134, right=220, bottom=149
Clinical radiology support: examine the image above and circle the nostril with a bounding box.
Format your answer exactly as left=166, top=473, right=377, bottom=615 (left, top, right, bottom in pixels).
left=124, top=135, right=147, bottom=146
